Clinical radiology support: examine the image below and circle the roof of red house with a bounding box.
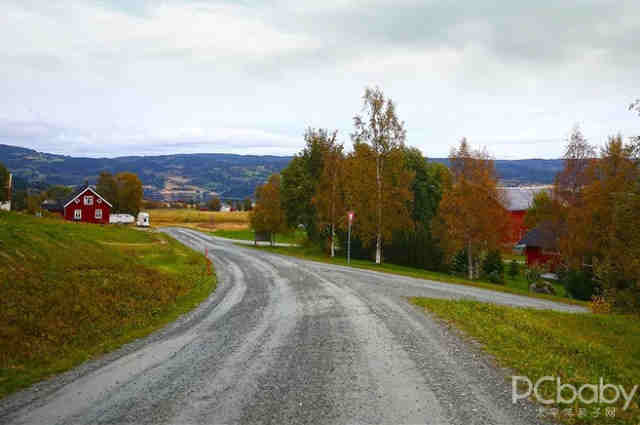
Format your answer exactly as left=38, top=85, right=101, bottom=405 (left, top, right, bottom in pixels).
left=517, top=222, right=558, bottom=250
left=63, top=184, right=113, bottom=208
left=498, top=186, right=552, bottom=211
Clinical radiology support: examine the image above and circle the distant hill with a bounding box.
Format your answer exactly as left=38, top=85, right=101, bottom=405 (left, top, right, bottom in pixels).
left=0, top=144, right=292, bottom=201
left=428, top=158, right=563, bottom=186
left=0, top=144, right=562, bottom=201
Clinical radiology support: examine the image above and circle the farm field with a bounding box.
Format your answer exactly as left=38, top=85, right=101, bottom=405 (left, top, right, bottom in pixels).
left=411, top=298, right=640, bottom=425
left=148, top=209, right=249, bottom=230
left=0, top=211, right=216, bottom=399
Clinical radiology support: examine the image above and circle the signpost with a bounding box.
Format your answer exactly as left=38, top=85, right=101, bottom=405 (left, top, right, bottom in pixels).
left=347, top=211, right=354, bottom=265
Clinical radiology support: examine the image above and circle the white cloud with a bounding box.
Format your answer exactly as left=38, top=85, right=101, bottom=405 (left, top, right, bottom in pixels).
left=0, top=0, right=638, bottom=158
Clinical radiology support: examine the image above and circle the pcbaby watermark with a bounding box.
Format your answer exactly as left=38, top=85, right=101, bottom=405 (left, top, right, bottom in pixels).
left=512, top=376, right=639, bottom=411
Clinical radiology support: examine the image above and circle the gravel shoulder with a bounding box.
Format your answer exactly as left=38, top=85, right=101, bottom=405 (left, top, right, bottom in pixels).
left=0, top=228, right=567, bottom=425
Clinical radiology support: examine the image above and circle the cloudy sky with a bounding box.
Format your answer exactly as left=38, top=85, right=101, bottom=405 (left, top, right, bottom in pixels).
left=1, top=0, right=638, bottom=158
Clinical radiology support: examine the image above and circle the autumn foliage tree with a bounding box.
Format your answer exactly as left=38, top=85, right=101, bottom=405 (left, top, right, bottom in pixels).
left=96, top=171, right=143, bottom=215
left=554, top=125, right=595, bottom=208
left=250, top=174, right=287, bottom=245
left=208, top=196, right=222, bottom=211
left=312, top=136, right=346, bottom=257
left=568, top=135, right=640, bottom=311
left=523, top=191, right=558, bottom=229
left=437, top=139, right=509, bottom=279
left=281, top=128, right=337, bottom=243
left=344, top=142, right=413, bottom=263
left=351, top=86, right=412, bottom=264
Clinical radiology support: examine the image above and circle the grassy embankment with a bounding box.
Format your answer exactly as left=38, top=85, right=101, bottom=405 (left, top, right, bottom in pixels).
left=148, top=209, right=304, bottom=244
left=247, top=244, right=586, bottom=306
left=411, top=298, right=639, bottom=425
left=0, top=211, right=216, bottom=399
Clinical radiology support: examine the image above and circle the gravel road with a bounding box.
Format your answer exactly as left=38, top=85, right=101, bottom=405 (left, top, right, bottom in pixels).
left=0, top=228, right=584, bottom=425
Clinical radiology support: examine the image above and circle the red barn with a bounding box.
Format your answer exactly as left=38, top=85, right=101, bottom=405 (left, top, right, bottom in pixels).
left=63, top=184, right=112, bottom=224
left=499, top=186, right=552, bottom=244
left=517, top=222, right=560, bottom=271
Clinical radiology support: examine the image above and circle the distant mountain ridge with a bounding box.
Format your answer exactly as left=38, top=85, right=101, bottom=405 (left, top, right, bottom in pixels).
left=0, top=144, right=563, bottom=201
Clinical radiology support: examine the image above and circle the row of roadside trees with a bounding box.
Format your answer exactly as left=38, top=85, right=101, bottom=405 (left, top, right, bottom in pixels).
left=525, top=124, right=640, bottom=311
left=251, top=88, right=640, bottom=312
left=251, top=87, right=509, bottom=277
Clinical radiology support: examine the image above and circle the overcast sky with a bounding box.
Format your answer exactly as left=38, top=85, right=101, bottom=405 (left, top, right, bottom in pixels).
left=1, top=0, right=638, bottom=159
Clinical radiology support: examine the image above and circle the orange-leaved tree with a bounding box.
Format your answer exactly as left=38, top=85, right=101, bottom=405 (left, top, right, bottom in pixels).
left=574, top=135, right=640, bottom=311
left=437, top=138, right=509, bottom=279
left=250, top=174, right=287, bottom=245
left=343, top=142, right=413, bottom=263
left=116, top=172, right=143, bottom=215
left=351, top=86, right=412, bottom=264
left=312, top=133, right=346, bottom=257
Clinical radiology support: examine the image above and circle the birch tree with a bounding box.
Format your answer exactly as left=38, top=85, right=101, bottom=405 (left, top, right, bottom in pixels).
left=312, top=132, right=345, bottom=257
left=554, top=125, right=596, bottom=207
left=351, top=87, right=408, bottom=264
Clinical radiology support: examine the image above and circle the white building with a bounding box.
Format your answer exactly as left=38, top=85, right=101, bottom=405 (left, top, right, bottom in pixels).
left=109, top=213, right=135, bottom=224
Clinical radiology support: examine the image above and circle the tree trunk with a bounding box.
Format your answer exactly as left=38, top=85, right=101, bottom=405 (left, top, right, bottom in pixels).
left=330, top=172, right=336, bottom=258
left=330, top=223, right=335, bottom=258
left=467, top=241, right=473, bottom=280
left=375, top=154, right=382, bottom=264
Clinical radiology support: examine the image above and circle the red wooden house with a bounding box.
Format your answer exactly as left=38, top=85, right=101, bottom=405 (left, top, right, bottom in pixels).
left=63, top=184, right=112, bottom=224
left=499, top=186, right=552, bottom=244
left=517, top=222, right=560, bottom=271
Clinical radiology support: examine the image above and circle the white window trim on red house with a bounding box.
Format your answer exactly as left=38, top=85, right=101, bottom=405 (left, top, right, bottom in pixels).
left=74, top=209, right=82, bottom=220
left=64, top=187, right=113, bottom=208
left=84, top=195, right=93, bottom=206
left=95, top=209, right=102, bottom=219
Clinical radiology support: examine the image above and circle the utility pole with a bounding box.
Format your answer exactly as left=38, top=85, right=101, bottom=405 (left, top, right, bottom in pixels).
left=347, top=211, right=354, bottom=265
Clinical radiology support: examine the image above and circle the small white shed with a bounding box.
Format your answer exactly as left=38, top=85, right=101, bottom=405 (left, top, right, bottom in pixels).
left=109, top=214, right=135, bottom=224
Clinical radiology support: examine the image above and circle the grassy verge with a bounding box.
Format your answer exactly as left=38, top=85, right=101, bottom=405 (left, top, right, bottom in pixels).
left=0, top=211, right=216, bottom=399
left=410, top=298, right=639, bottom=425
left=210, top=228, right=305, bottom=245
left=246, top=244, right=585, bottom=307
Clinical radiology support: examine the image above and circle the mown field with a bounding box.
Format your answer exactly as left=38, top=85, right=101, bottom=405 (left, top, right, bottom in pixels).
left=411, top=298, right=639, bottom=425
left=0, top=211, right=216, bottom=398
left=148, top=209, right=249, bottom=230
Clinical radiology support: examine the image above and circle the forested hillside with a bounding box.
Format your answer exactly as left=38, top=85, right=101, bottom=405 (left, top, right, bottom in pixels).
left=0, top=144, right=561, bottom=200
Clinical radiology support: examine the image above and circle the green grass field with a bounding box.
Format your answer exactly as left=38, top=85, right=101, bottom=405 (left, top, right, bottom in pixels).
left=247, top=244, right=583, bottom=306
left=0, top=211, right=216, bottom=398
left=211, top=228, right=306, bottom=245
left=411, top=298, right=639, bottom=425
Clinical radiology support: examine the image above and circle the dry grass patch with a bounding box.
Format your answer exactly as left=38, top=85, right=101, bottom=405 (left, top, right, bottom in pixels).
left=149, top=209, right=249, bottom=230
left=0, top=211, right=216, bottom=399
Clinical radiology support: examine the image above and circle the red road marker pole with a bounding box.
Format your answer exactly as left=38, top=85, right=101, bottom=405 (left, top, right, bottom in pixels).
left=205, top=247, right=212, bottom=275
